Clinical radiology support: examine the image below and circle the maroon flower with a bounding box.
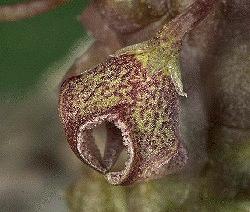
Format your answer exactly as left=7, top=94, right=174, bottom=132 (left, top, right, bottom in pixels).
left=59, top=0, right=216, bottom=185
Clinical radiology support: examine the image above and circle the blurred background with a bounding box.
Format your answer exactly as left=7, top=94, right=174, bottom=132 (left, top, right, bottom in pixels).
left=0, top=0, right=89, bottom=211
left=0, top=0, right=250, bottom=212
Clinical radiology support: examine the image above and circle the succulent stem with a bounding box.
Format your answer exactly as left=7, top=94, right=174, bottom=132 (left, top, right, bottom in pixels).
left=158, top=0, right=217, bottom=45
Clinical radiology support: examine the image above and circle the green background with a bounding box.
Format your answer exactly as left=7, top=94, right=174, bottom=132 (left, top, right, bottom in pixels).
left=0, top=0, right=89, bottom=100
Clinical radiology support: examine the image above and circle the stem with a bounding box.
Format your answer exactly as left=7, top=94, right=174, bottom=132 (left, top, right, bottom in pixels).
left=158, top=0, right=217, bottom=44
left=0, top=0, right=68, bottom=22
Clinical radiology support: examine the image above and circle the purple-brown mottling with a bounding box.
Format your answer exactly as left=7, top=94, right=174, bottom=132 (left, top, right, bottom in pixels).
left=59, top=0, right=217, bottom=185
left=59, top=53, right=187, bottom=185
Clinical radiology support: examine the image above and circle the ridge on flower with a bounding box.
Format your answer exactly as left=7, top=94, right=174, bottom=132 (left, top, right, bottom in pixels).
left=59, top=0, right=217, bottom=185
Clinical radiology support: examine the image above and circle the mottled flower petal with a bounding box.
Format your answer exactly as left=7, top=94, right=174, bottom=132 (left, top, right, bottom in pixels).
left=59, top=53, right=187, bottom=184
left=59, top=0, right=217, bottom=185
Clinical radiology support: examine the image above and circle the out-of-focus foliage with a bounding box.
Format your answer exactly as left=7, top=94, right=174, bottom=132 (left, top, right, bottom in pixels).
left=0, top=0, right=89, bottom=99
left=0, top=1, right=89, bottom=211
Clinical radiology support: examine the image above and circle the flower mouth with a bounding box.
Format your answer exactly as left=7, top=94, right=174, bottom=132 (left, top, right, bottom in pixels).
left=76, top=114, right=134, bottom=185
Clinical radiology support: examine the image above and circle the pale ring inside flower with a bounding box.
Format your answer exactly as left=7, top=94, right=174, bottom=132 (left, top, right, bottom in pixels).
left=76, top=114, right=135, bottom=185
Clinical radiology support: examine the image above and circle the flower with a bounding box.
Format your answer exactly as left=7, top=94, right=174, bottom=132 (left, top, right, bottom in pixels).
left=59, top=0, right=216, bottom=185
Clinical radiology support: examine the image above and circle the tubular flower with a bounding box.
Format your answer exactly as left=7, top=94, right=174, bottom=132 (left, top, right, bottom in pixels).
left=59, top=0, right=216, bottom=185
